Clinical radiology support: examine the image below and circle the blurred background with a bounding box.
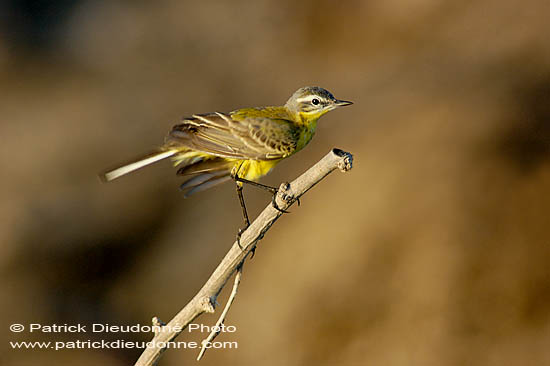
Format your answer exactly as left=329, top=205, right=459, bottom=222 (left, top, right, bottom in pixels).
left=1, top=0, right=550, bottom=365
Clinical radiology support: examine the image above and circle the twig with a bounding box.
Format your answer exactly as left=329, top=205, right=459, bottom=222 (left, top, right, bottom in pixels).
left=197, top=264, right=243, bottom=360
left=134, top=148, right=353, bottom=366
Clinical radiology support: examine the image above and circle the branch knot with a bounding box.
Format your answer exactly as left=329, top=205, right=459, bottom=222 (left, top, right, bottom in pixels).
left=199, top=296, right=216, bottom=313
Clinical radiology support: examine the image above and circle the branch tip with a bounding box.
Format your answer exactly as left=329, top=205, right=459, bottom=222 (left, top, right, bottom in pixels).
left=151, top=317, right=166, bottom=336
left=151, top=317, right=165, bottom=326
left=334, top=149, right=353, bottom=172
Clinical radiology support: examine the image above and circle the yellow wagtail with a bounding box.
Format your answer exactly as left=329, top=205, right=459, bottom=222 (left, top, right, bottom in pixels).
left=101, top=86, right=352, bottom=240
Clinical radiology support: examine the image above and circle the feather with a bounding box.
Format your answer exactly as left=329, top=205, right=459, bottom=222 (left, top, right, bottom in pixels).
left=177, top=158, right=233, bottom=175
left=179, top=173, right=216, bottom=190
left=100, top=150, right=177, bottom=182
left=183, top=175, right=232, bottom=197
left=164, top=112, right=298, bottom=160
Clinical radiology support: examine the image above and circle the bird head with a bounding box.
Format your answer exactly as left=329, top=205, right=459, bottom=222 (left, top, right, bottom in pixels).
left=285, top=86, right=353, bottom=120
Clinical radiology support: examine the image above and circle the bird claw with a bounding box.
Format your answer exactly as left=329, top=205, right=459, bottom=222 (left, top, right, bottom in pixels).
left=271, top=193, right=290, bottom=213
left=236, top=225, right=249, bottom=249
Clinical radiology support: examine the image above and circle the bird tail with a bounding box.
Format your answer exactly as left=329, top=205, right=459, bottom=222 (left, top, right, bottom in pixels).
left=100, top=149, right=178, bottom=182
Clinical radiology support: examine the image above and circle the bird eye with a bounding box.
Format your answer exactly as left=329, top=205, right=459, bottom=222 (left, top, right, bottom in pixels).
left=311, top=98, right=320, bottom=105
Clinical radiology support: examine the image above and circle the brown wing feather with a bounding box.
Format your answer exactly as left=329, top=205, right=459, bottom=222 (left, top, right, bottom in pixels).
left=164, top=112, right=298, bottom=160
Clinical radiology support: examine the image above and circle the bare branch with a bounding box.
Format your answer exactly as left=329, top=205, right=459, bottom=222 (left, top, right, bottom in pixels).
left=134, top=148, right=353, bottom=366
left=197, top=264, right=243, bottom=361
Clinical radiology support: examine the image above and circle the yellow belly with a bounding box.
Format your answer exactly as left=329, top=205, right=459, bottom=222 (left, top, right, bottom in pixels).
left=233, top=159, right=281, bottom=181
left=172, top=150, right=280, bottom=181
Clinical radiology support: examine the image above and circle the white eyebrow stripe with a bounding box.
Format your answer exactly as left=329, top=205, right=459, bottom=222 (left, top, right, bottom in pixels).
left=296, top=95, right=322, bottom=103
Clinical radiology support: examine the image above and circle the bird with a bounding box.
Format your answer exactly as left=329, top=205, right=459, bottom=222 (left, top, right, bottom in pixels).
left=101, top=86, right=352, bottom=240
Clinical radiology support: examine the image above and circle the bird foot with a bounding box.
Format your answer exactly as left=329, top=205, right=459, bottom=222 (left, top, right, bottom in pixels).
left=271, top=182, right=298, bottom=213
left=236, top=224, right=249, bottom=249
left=271, top=194, right=290, bottom=213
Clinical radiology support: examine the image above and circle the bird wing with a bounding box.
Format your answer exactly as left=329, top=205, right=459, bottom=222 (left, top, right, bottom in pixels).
left=164, top=112, right=299, bottom=160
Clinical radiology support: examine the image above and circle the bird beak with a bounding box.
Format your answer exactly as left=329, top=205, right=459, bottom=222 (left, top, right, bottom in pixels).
left=335, top=99, right=353, bottom=107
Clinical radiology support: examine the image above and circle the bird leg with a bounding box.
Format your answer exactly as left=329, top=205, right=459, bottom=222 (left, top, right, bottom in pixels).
left=232, top=176, right=292, bottom=213
left=235, top=182, right=250, bottom=249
